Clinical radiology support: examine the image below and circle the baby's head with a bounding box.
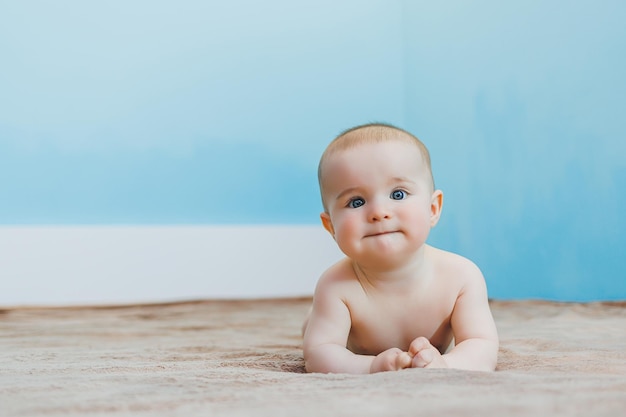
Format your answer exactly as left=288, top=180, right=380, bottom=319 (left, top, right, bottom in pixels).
left=318, top=123, right=435, bottom=212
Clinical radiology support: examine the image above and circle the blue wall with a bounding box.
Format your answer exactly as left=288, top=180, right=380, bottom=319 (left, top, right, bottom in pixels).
left=1, top=1, right=624, bottom=301
left=0, top=1, right=405, bottom=223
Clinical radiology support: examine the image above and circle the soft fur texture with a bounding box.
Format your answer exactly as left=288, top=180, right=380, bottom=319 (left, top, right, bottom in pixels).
left=1, top=298, right=625, bottom=416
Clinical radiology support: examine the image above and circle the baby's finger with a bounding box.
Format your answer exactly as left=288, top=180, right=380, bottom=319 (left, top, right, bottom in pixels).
left=395, top=351, right=412, bottom=370
left=408, top=336, right=430, bottom=357
left=411, top=348, right=435, bottom=368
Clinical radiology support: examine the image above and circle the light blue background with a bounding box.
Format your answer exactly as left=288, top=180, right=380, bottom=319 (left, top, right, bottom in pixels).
left=1, top=1, right=625, bottom=301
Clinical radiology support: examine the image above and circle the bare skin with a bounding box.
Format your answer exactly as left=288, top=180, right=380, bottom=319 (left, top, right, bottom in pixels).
left=302, top=130, right=499, bottom=374
left=303, top=247, right=498, bottom=373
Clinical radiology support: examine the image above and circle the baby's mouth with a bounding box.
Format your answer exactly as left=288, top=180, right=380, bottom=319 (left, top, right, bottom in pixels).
left=365, top=230, right=399, bottom=238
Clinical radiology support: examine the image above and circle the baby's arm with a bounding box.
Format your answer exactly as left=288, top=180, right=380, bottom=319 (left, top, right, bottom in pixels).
left=303, top=275, right=411, bottom=374
left=439, top=262, right=499, bottom=371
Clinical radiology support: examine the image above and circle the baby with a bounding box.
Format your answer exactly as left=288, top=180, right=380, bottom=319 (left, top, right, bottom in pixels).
left=302, top=123, right=499, bottom=373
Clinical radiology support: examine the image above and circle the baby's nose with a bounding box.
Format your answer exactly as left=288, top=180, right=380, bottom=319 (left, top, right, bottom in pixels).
left=368, top=200, right=392, bottom=222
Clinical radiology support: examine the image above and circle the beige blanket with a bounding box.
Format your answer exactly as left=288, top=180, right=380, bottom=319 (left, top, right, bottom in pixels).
left=1, top=299, right=625, bottom=416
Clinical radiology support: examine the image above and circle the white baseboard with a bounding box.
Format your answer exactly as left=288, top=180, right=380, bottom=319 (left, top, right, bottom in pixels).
left=0, top=226, right=343, bottom=307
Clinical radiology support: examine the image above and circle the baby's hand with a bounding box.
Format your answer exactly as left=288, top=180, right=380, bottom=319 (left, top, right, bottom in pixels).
left=370, top=347, right=412, bottom=373
left=409, top=337, right=448, bottom=369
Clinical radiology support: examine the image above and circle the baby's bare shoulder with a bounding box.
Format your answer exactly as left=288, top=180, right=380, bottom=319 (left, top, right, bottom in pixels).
left=314, top=258, right=359, bottom=294
left=428, top=246, right=485, bottom=285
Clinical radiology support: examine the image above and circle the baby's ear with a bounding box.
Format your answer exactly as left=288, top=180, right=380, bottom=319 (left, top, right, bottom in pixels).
left=429, top=190, right=443, bottom=227
left=320, top=212, right=335, bottom=237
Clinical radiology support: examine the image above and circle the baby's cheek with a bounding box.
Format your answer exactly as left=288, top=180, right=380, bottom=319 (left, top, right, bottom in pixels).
left=334, top=219, right=358, bottom=244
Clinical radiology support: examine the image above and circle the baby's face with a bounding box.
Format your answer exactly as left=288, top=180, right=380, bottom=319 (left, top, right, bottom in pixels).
left=320, top=140, right=438, bottom=269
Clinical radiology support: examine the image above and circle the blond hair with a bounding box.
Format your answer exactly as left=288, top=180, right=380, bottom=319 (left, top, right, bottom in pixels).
left=318, top=123, right=434, bottom=211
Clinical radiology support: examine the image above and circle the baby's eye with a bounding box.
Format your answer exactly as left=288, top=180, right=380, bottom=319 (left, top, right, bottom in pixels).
left=391, top=190, right=407, bottom=200
left=348, top=198, right=365, bottom=209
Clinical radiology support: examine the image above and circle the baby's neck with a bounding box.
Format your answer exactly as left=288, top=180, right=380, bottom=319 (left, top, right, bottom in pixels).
left=351, top=245, right=432, bottom=293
